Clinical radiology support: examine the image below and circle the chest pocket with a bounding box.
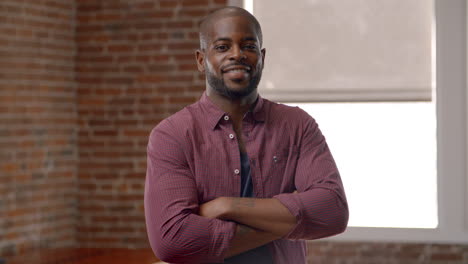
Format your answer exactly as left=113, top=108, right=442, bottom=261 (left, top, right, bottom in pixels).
left=262, top=145, right=299, bottom=196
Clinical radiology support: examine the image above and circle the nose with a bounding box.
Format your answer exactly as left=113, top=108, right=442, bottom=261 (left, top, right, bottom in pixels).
left=228, top=45, right=246, bottom=61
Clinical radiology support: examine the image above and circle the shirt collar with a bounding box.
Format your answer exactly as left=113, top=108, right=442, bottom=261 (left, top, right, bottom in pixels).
left=200, top=92, right=266, bottom=130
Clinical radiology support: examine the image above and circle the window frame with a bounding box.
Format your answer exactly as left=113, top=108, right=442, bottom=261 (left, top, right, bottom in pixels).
left=228, top=0, right=468, bottom=244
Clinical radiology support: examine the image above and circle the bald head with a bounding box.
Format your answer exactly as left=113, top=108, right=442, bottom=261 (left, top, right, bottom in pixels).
left=198, top=6, right=263, bottom=50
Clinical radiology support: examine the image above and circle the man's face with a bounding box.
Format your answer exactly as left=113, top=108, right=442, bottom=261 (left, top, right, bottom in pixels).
left=197, top=15, right=265, bottom=99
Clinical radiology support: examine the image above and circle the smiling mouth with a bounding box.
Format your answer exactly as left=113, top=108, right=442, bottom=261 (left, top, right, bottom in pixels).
left=222, top=65, right=251, bottom=74
left=224, top=69, right=248, bottom=73
left=222, top=69, right=250, bottom=82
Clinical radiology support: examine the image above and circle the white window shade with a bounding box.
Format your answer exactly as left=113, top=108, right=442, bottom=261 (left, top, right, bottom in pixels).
left=254, top=0, right=433, bottom=102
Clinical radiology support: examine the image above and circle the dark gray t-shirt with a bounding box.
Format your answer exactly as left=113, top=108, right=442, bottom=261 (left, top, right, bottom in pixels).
left=222, top=152, right=273, bottom=264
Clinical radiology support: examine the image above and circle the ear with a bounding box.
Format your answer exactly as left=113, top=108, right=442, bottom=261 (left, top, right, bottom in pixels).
left=261, top=48, right=266, bottom=67
left=195, top=49, right=205, bottom=73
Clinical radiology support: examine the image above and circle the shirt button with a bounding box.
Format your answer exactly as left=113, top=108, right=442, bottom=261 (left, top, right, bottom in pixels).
left=229, top=133, right=234, bottom=139
left=234, top=169, right=240, bottom=175
left=224, top=115, right=229, bottom=121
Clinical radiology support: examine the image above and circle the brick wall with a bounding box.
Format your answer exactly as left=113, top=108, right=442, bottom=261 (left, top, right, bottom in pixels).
left=75, top=0, right=226, bottom=247
left=307, top=241, right=468, bottom=264
left=0, top=0, right=77, bottom=257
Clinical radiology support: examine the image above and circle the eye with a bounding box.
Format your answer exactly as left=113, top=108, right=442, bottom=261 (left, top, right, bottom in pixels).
left=214, top=45, right=229, bottom=52
left=243, top=44, right=257, bottom=50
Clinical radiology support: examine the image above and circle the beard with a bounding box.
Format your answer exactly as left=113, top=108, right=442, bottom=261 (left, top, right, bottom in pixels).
left=205, top=64, right=262, bottom=100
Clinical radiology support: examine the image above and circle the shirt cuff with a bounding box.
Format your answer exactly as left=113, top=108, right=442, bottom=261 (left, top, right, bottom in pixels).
left=273, top=193, right=304, bottom=239
left=209, top=219, right=237, bottom=262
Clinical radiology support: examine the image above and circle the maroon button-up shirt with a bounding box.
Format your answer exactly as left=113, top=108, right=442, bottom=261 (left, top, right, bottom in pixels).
left=145, top=92, right=348, bottom=264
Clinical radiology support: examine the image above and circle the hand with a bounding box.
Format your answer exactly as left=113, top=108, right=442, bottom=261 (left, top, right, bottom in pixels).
left=199, top=197, right=230, bottom=219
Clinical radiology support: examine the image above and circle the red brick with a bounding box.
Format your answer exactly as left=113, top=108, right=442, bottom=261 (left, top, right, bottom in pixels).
left=108, top=227, right=135, bottom=233
left=179, top=63, right=198, bottom=71
left=160, top=1, right=179, bottom=8
left=92, top=216, right=120, bottom=223
left=107, top=44, right=133, bottom=52
left=78, top=98, right=106, bottom=106
left=181, top=0, right=210, bottom=7
left=80, top=183, right=97, bottom=190
left=137, top=43, right=163, bottom=52
left=90, top=173, right=114, bottom=180
left=123, top=129, right=150, bottom=137
left=140, top=32, right=169, bottom=41
left=180, top=9, right=211, bottom=17
left=116, top=55, right=133, bottom=63
left=171, top=53, right=195, bottom=61
left=167, top=74, right=193, bottom=82
left=93, top=130, right=118, bottom=137
left=430, top=252, right=463, bottom=261
left=77, top=226, right=105, bottom=233
left=166, top=20, right=194, bottom=29
left=78, top=45, right=104, bottom=53
left=7, top=208, right=35, bottom=218
left=133, top=22, right=163, bottom=30
left=135, top=2, right=155, bottom=9
left=77, top=2, right=100, bottom=12
left=151, top=11, right=173, bottom=18
left=89, top=119, right=112, bottom=126
left=95, top=88, right=121, bottom=95
left=45, top=1, right=73, bottom=10
left=137, top=74, right=167, bottom=83
left=95, top=13, right=122, bottom=22
left=1, top=163, right=20, bottom=173
left=123, top=66, right=143, bottom=73
left=87, top=237, right=119, bottom=244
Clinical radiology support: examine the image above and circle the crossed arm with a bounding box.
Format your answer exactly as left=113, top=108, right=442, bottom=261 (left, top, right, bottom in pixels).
left=199, top=196, right=297, bottom=258
left=144, top=157, right=290, bottom=262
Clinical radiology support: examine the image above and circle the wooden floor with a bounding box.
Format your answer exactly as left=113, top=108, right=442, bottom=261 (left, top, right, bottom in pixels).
left=6, top=248, right=164, bottom=264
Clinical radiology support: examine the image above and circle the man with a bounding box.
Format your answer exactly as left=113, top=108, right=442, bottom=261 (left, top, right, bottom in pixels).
left=145, top=6, right=348, bottom=264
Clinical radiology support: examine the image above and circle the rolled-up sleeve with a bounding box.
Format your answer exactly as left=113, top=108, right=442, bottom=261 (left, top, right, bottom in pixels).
left=144, top=120, right=236, bottom=263
left=274, top=110, right=349, bottom=240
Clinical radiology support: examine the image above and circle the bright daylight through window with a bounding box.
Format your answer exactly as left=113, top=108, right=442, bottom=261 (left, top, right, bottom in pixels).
left=287, top=102, right=437, bottom=228
left=246, top=0, right=437, bottom=228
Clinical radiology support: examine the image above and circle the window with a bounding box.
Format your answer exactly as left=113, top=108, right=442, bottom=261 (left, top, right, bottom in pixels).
left=228, top=0, right=468, bottom=243
left=287, top=102, right=437, bottom=229
left=250, top=0, right=432, bottom=102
